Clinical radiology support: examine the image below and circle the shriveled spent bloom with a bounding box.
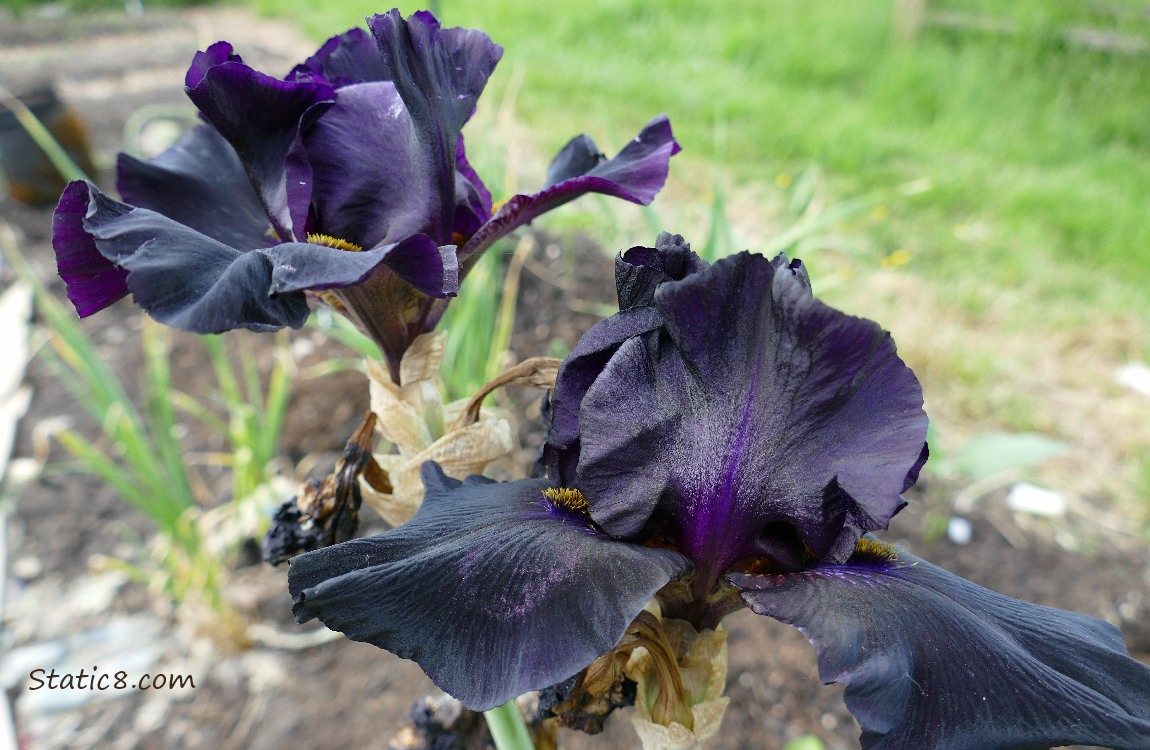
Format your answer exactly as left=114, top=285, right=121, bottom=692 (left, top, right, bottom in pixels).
left=52, top=8, right=679, bottom=384
left=289, top=234, right=1150, bottom=749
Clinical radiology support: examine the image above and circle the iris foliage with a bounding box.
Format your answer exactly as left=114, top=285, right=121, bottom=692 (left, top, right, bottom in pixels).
left=45, top=7, right=1150, bottom=749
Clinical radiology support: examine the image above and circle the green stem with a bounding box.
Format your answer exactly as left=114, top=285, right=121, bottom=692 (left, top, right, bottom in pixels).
left=0, top=84, right=91, bottom=184
left=483, top=700, right=534, bottom=750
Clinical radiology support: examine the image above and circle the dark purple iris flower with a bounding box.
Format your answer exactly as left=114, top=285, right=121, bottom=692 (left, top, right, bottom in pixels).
left=52, top=9, right=679, bottom=383
left=289, top=234, right=1150, bottom=748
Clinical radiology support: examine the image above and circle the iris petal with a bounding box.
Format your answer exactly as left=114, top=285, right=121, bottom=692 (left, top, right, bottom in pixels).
left=300, top=81, right=434, bottom=248
left=733, top=549, right=1150, bottom=750
left=367, top=10, right=503, bottom=243
left=458, top=116, right=681, bottom=264
left=267, top=234, right=456, bottom=299
left=453, top=134, right=492, bottom=238
left=185, top=42, right=335, bottom=241
left=53, top=181, right=129, bottom=317
left=117, top=124, right=271, bottom=249
left=543, top=234, right=708, bottom=483
left=576, top=252, right=926, bottom=582
left=290, top=27, right=390, bottom=86
left=614, top=232, right=708, bottom=311
left=75, top=186, right=310, bottom=331
left=543, top=306, right=665, bottom=483
left=289, top=463, right=690, bottom=711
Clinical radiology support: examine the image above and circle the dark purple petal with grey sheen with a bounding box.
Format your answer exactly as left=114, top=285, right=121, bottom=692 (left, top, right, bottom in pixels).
left=367, top=10, right=502, bottom=243
left=268, top=233, right=456, bottom=299
left=458, top=116, right=681, bottom=265
left=543, top=233, right=707, bottom=483
left=733, top=548, right=1150, bottom=750
left=577, top=252, right=927, bottom=588
left=185, top=42, right=335, bottom=242
left=542, top=306, right=665, bottom=484
left=53, top=181, right=129, bottom=316
left=289, top=463, right=690, bottom=712
left=299, top=81, right=434, bottom=248
left=75, top=186, right=310, bottom=331
left=289, top=27, right=390, bottom=86
left=452, top=134, right=492, bottom=239
left=614, top=232, right=709, bottom=311
left=117, top=124, right=272, bottom=250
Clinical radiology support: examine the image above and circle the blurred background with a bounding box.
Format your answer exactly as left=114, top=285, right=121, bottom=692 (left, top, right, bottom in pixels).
left=0, top=1, right=1147, bottom=749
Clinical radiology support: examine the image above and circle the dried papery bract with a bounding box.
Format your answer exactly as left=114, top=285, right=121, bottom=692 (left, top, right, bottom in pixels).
left=361, top=334, right=561, bottom=525
left=626, top=615, right=729, bottom=750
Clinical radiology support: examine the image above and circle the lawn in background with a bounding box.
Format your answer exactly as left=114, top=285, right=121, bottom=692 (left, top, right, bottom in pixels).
left=247, top=0, right=1150, bottom=519
left=258, top=0, right=1150, bottom=319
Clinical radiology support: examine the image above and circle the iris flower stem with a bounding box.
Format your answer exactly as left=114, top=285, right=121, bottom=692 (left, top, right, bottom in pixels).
left=483, top=700, right=534, bottom=750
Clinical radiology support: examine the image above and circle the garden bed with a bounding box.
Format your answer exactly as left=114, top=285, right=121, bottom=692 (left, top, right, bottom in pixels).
left=1, top=7, right=1147, bottom=750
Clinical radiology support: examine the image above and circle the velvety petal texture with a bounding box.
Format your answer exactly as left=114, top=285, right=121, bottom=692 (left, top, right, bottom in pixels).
left=117, top=125, right=272, bottom=249
left=733, top=548, right=1150, bottom=750
left=568, top=250, right=927, bottom=592
left=300, top=81, right=433, bottom=247
left=53, top=182, right=457, bottom=332
left=66, top=185, right=309, bottom=331
left=366, top=9, right=503, bottom=242
left=290, top=27, right=391, bottom=86
left=543, top=233, right=705, bottom=482
left=185, top=42, right=335, bottom=241
left=53, top=182, right=130, bottom=316
left=614, top=232, right=708, bottom=311
left=289, top=463, right=690, bottom=711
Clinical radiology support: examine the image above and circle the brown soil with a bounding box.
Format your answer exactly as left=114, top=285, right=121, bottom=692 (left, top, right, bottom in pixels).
left=1, top=8, right=1147, bottom=750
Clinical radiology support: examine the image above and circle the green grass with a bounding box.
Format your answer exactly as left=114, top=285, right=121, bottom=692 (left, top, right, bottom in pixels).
left=255, top=0, right=1150, bottom=323
left=245, top=0, right=1150, bottom=518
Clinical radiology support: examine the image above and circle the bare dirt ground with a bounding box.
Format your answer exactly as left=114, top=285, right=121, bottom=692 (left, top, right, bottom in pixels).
left=1, top=7, right=1147, bottom=750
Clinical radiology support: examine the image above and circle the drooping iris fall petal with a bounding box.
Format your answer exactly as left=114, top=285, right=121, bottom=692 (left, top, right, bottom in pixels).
left=733, top=547, right=1150, bottom=750
left=53, top=182, right=130, bottom=317
left=117, top=124, right=272, bottom=249
left=458, top=115, right=681, bottom=266
left=289, top=463, right=690, bottom=711
left=53, top=182, right=454, bottom=331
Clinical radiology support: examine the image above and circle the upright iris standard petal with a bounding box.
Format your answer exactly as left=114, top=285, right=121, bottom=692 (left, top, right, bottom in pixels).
left=290, top=27, right=391, bottom=86
left=289, top=463, right=690, bottom=712
left=299, top=81, right=433, bottom=248
left=733, top=548, right=1150, bottom=750
left=367, top=9, right=503, bottom=242
left=458, top=116, right=681, bottom=265
left=185, top=42, right=335, bottom=241
left=541, top=306, right=665, bottom=483
left=575, top=252, right=927, bottom=589
left=543, top=233, right=706, bottom=483
left=452, top=134, right=492, bottom=238
left=614, top=233, right=708, bottom=312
